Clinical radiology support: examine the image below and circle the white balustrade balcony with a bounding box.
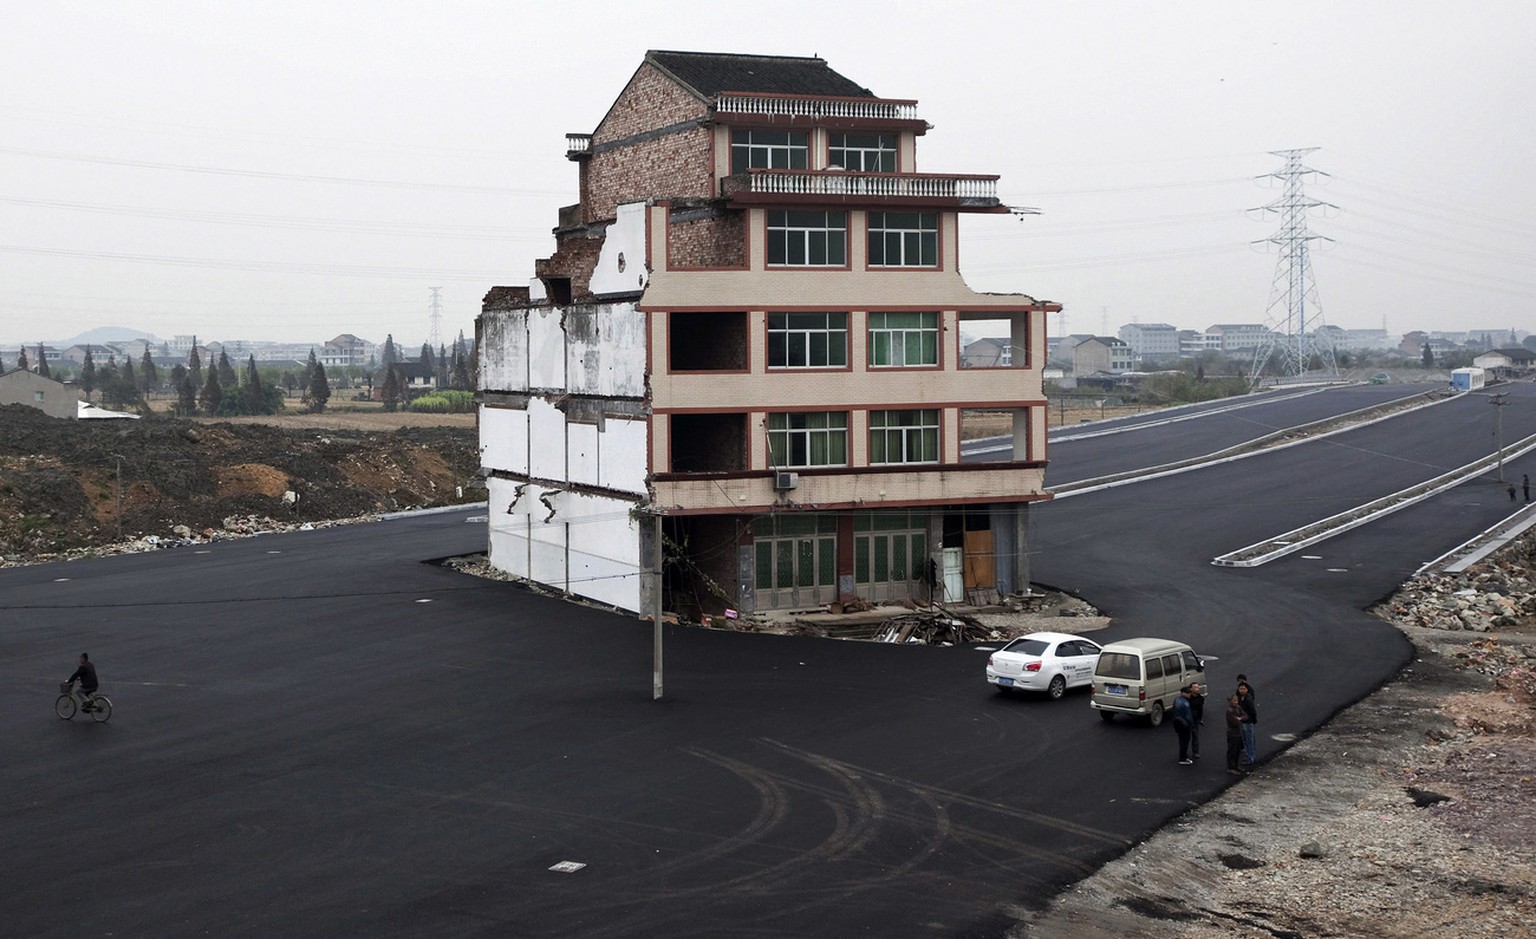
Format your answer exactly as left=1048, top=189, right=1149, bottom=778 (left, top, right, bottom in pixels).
left=722, top=169, right=1000, bottom=209
left=715, top=93, right=920, bottom=123
left=565, top=133, right=593, bottom=159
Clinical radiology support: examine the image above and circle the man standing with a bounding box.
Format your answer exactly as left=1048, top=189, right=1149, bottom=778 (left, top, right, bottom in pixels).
left=1236, top=678, right=1258, bottom=769
left=1171, top=685, right=1196, bottom=765
left=1225, top=693, right=1247, bottom=775
left=1187, top=682, right=1204, bottom=760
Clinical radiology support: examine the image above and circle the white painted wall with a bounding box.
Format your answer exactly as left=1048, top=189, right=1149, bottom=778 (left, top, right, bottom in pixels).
left=480, top=405, right=528, bottom=473
left=487, top=477, right=643, bottom=612
left=589, top=201, right=650, bottom=298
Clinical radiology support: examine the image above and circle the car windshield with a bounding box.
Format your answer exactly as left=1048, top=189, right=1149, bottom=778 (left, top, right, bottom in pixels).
left=1002, top=638, right=1049, bottom=656
left=1095, top=651, right=1141, bottom=680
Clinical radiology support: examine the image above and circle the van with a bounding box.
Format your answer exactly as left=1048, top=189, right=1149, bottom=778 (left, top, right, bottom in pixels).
left=1090, top=637, right=1206, bottom=725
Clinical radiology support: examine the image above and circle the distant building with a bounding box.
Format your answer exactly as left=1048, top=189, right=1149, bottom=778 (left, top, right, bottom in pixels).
left=57, top=344, right=118, bottom=366
left=1071, top=336, right=1134, bottom=374
left=1117, top=323, right=1179, bottom=364
left=1203, top=324, right=1271, bottom=354
left=1473, top=347, right=1536, bottom=380
left=0, top=368, right=81, bottom=419
left=320, top=334, right=374, bottom=368
left=961, top=337, right=1016, bottom=368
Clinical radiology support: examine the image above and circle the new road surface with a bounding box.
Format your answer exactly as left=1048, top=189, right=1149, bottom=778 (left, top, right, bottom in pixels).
left=4, top=382, right=1533, bottom=937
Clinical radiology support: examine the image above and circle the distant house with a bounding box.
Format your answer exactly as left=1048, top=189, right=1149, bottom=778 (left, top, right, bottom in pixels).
left=1203, top=324, right=1271, bottom=354
left=961, top=337, right=1016, bottom=368
left=321, top=334, right=373, bottom=367
left=57, top=344, right=118, bottom=366
left=1473, top=347, right=1536, bottom=380
left=0, top=368, right=81, bottom=419
left=370, top=359, right=437, bottom=400
left=1117, top=323, right=1179, bottom=364
left=1071, top=336, right=1134, bottom=375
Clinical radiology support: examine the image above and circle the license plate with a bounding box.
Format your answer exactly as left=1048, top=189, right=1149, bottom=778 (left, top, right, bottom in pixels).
left=998, top=677, right=1014, bottom=686
left=1107, top=685, right=1127, bottom=696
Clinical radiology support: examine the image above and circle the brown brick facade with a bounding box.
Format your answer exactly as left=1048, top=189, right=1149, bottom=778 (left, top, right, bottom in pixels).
left=585, top=126, right=714, bottom=223
left=667, top=210, right=747, bottom=269
left=593, top=64, right=708, bottom=144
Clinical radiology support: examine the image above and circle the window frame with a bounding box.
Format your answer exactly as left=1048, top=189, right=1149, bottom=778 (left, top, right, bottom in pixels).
left=731, top=129, right=809, bottom=175
left=868, top=408, right=941, bottom=465
left=767, top=312, right=849, bottom=370
left=867, top=311, right=940, bottom=368
left=867, top=211, right=939, bottom=268
left=766, top=210, right=848, bottom=268
left=768, top=411, right=850, bottom=468
left=828, top=132, right=897, bottom=172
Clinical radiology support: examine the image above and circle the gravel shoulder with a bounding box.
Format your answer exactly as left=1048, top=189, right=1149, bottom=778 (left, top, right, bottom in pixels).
left=1008, top=566, right=1536, bottom=937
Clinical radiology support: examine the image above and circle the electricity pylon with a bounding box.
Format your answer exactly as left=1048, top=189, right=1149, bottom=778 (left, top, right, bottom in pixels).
left=428, top=287, right=444, bottom=349
left=1249, top=148, right=1337, bottom=388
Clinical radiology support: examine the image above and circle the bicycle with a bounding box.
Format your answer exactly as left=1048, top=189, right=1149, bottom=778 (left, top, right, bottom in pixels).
left=56, top=683, right=112, bottom=723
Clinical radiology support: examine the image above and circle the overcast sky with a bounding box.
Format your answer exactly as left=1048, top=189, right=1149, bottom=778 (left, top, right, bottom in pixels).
left=3, top=1, right=1532, bottom=351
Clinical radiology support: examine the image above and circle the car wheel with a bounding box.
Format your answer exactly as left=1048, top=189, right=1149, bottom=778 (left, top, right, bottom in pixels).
left=1047, top=675, right=1066, bottom=700
left=1148, top=701, right=1164, bottom=727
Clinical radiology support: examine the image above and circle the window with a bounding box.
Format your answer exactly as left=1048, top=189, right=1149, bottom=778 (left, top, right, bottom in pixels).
left=867, top=212, right=938, bottom=267
left=828, top=132, right=896, bottom=172
left=731, top=129, right=808, bottom=174
left=768, top=412, right=848, bottom=467
left=767, top=210, right=847, bottom=267
left=768, top=313, right=847, bottom=368
left=869, top=409, right=939, bottom=464
left=868, top=312, right=938, bottom=367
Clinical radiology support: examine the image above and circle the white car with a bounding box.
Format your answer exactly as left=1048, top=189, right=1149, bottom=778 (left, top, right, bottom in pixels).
left=986, top=631, right=1103, bottom=699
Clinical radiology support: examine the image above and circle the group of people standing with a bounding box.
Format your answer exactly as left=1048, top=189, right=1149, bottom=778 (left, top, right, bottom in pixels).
left=1170, top=674, right=1258, bottom=775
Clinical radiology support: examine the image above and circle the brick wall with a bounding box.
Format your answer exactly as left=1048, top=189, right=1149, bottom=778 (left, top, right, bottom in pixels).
left=535, top=233, right=602, bottom=301
left=593, top=63, right=708, bottom=144
left=668, top=210, right=747, bottom=269
left=586, top=125, right=714, bottom=223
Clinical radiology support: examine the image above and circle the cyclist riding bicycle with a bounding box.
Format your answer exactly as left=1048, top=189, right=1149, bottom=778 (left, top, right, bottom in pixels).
left=65, top=653, right=99, bottom=710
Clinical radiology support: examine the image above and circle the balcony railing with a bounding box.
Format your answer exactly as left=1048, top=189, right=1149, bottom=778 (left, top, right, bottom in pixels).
left=715, top=93, right=919, bottom=122
left=723, top=169, right=999, bottom=204
left=565, top=133, right=592, bottom=158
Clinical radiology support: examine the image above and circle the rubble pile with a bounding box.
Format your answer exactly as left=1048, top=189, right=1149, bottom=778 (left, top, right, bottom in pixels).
left=1376, top=545, right=1536, bottom=632
left=0, top=404, right=480, bottom=561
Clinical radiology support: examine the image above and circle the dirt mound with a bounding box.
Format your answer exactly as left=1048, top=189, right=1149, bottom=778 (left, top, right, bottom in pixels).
left=0, top=405, right=482, bottom=558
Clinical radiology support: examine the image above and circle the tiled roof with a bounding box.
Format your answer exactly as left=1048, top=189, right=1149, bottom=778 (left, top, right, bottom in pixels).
left=646, top=50, right=874, bottom=99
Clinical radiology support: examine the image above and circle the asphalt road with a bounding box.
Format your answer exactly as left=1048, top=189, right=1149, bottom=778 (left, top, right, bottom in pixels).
left=4, top=383, right=1533, bottom=938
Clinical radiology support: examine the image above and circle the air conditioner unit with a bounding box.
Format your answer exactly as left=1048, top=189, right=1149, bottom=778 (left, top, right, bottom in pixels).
left=773, top=471, right=799, bottom=492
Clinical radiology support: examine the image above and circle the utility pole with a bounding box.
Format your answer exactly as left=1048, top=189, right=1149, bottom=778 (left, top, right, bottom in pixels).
left=111, top=453, right=124, bottom=541
left=1491, top=392, right=1509, bottom=482
left=1249, top=149, right=1338, bottom=388
left=652, top=512, right=664, bottom=700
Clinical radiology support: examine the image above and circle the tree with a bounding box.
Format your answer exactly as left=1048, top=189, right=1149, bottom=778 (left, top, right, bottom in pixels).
left=1422, top=343, right=1434, bottom=368
left=17, top=347, right=28, bottom=372
left=300, top=350, right=318, bottom=405
left=81, top=348, right=97, bottom=398
left=307, top=359, right=331, bottom=413
left=200, top=367, right=223, bottom=415
left=244, top=355, right=265, bottom=414
left=139, top=349, right=158, bottom=394
left=380, top=364, right=402, bottom=412
left=420, top=343, right=435, bottom=376
left=178, top=374, right=199, bottom=416
left=36, top=344, right=50, bottom=378
left=187, top=340, right=202, bottom=389
left=216, top=350, right=237, bottom=390
left=381, top=334, right=398, bottom=368
left=122, top=356, right=136, bottom=392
